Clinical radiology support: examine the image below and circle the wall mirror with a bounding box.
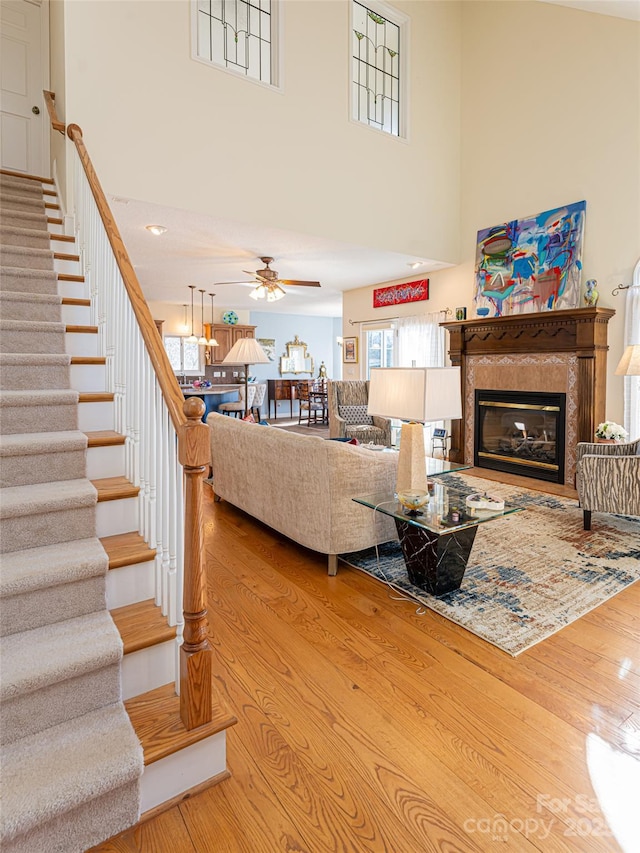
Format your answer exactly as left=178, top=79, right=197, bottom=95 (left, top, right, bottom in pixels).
left=280, top=335, right=314, bottom=375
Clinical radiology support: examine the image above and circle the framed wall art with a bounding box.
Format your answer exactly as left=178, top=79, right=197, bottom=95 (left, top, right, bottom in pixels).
left=343, top=337, right=358, bottom=363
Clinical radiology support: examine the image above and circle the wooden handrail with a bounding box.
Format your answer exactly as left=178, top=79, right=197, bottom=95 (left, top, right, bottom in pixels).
left=43, top=90, right=65, bottom=133
left=64, top=120, right=213, bottom=730
left=66, top=123, right=187, bottom=434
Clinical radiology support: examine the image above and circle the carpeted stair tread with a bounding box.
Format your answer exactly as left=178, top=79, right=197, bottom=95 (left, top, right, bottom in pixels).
left=0, top=610, right=121, bottom=702
left=0, top=245, right=54, bottom=270
left=0, top=352, right=70, bottom=391
left=0, top=290, right=62, bottom=322
left=0, top=320, right=66, bottom=354
left=1, top=702, right=143, bottom=847
left=1, top=209, right=48, bottom=230
left=0, top=537, right=106, bottom=598
left=0, top=477, right=97, bottom=520
left=0, top=429, right=86, bottom=458
left=0, top=430, right=86, bottom=486
left=1, top=225, right=51, bottom=249
left=0, top=538, right=108, bottom=637
left=0, top=265, right=59, bottom=293
left=1, top=389, right=79, bottom=435
left=0, top=192, right=46, bottom=213
left=0, top=175, right=45, bottom=195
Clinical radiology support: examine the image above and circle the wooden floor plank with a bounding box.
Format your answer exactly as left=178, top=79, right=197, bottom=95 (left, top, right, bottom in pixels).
left=92, top=486, right=635, bottom=852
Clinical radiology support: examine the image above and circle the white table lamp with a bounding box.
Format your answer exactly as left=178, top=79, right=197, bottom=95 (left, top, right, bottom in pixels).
left=222, top=338, right=270, bottom=416
left=368, top=367, right=462, bottom=495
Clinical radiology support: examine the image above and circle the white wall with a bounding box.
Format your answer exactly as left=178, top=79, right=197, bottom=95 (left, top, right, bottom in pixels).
left=343, top=1, right=639, bottom=423
left=61, top=0, right=462, bottom=265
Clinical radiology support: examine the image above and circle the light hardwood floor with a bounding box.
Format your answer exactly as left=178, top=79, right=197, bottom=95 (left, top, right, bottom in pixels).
left=94, top=476, right=639, bottom=852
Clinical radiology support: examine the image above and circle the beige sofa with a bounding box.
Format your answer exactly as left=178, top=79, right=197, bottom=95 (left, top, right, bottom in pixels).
left=206, top=412, right=399, bottom=574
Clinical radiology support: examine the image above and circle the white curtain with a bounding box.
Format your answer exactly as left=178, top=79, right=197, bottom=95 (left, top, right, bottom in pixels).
left=396, top=313, right=447, bottom=452
left=396, top=313, right=445, bottom=368
left=623, top=259, right=640, bottom=439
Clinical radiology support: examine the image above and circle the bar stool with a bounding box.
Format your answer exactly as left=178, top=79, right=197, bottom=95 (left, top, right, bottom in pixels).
left=219, top=384, right=256, bottom=417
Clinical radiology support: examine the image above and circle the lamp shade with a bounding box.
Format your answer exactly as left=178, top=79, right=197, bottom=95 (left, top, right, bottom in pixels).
left=615, top=344, right=640, bottom=376
left=368, top=367, right=462, bottom=422
left=222, top=337, right=270, bottom=366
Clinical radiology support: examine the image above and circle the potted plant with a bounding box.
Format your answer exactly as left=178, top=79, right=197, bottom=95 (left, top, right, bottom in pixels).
left=594, top=421, right=628, bottom=443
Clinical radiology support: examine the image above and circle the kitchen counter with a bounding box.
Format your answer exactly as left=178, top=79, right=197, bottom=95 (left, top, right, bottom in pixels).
left=180, top=384, right=241, bottom=420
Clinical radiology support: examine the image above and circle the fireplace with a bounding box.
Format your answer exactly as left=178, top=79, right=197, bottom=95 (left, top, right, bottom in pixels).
left=474, top=390, right=566, bottom=483
left=440, top=308, right=615, bottom=485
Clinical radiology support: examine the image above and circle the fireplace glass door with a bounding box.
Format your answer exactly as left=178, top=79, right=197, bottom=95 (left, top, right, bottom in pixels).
left=474, top=390, right=566, bottom=483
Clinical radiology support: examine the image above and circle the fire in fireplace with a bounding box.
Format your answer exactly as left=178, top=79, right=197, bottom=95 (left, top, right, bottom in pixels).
left=474, top=390, right=566, bottom=483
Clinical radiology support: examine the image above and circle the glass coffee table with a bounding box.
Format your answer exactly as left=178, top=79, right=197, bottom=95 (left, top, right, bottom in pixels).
left=353, top=480, right=523, bottom=597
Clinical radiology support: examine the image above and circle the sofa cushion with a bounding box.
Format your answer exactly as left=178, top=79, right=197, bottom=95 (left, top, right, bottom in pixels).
left=338, top=404, right=373, bottom=425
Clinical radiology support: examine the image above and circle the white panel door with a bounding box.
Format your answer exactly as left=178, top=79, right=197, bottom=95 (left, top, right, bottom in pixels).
left=1, top=0, right=47, bottom=175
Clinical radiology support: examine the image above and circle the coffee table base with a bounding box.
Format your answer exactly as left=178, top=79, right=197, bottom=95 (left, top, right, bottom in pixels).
left=394, top=518, right=478, bottom=597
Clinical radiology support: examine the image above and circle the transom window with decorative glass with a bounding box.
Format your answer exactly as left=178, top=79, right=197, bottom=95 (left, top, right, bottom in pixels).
left=193, top=0, right=278, bottom=86
left=351, top=0, right=406, bottom=137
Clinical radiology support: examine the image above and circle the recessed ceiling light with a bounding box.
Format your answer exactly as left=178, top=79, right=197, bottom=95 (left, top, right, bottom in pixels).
left=146, top=225, right=167, bottom=236
left=407, top=261, right=423, bottom=269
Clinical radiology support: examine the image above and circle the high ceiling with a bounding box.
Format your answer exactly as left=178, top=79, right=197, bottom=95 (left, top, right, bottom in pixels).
left=111, top=0, right=638, bottom=318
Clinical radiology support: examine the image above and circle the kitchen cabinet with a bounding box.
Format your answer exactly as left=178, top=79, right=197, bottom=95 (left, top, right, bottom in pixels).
left=204, top=323, right=256, bottom=364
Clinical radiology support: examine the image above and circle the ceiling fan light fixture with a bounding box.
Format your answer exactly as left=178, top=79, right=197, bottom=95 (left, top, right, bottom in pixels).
left=266, top=284, right=285, bottom=302
left=249, top=284, right=267, bottom=300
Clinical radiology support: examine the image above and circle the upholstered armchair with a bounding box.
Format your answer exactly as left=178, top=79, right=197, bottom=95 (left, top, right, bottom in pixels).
left=575, top=438, right=640, bottom=529
left=327, top=380, right=392, bottom=446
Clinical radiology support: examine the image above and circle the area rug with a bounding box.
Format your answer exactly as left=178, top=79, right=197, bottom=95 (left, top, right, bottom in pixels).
left=340, top=474, right=640, bottom=656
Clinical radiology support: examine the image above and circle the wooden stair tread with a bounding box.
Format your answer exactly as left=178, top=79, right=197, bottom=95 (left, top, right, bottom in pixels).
left=45, top=203, right=60, bottom=210
left=58, top=273, right=84, bottom=283
left=111, top=599, right=176, bottom=654
left=1, top=168, right=54, bottom=184
left=47, top=217, right=63, bottom=225
left=125, top=683, right=237, bottom=766
left=86, top=429, right=125, bottom=448
left=54, top=251, right=79, bottom=262
left=79, top=391, right=114, bottom=402
left=66, top=324, right=98, bottom=334
left=100, top=530, right=155, bottom=569
left=43, top=188, right=57, bottom=197
left=50, top=233, right=75, bottom=243
left=61, top=297, right=91, bottom=306
left=71, top=356, right=105, bottom=365
left=92, top=475, right=139, bottom=502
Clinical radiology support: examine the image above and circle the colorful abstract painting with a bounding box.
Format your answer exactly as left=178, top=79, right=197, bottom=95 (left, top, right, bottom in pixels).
left=474, top=201, right=586, bottom=317
left=373, top=279, right=429, bottom=308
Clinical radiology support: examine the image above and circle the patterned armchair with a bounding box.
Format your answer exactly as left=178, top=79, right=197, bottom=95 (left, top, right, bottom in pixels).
left=327, top=380, right=392, bottom=446
left=575, top=438, right=640, bottom=529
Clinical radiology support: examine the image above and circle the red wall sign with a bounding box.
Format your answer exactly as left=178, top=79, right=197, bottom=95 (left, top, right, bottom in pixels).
left=373, top=279, right=429, bottom=308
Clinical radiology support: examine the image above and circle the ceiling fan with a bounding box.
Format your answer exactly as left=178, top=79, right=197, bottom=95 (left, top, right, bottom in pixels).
left=215, top=257, right=321, bottom=302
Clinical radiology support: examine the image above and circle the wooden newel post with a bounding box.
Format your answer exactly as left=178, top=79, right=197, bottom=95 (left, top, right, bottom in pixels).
left=178, top=398, right=213, bottom=730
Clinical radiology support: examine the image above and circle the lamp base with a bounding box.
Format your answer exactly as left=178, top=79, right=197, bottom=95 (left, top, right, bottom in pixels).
left=396, top=422, right=428, bottom=495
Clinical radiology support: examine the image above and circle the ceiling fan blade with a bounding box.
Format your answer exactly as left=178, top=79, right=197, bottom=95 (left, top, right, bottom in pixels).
left=279, top=279, right=321, bottom=288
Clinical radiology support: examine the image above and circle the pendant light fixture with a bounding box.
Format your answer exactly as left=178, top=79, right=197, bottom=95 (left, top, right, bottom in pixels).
left=197, top=289, right=208, bottom=345
left=207, top=293, right=219, bottom=347
left=181, top=304, right=189, bottom=334
left=187, top=286, right=197, bottom=343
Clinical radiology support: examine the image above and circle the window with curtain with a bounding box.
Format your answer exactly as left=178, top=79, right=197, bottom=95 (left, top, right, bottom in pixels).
left=396, top=313, right=445, bottom=368
left=396, top=313, right=448, bottom=453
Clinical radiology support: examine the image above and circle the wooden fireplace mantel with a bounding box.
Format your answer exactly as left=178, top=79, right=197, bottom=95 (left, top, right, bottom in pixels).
left=440, top=307, right=615, bottom=466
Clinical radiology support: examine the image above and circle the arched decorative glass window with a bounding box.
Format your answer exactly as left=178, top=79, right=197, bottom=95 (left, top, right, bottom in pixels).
left=192, top=0, right=279, bottom=87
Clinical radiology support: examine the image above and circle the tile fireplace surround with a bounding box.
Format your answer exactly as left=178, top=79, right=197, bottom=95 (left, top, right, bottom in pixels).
left=441, top=307, right=615, bottom=485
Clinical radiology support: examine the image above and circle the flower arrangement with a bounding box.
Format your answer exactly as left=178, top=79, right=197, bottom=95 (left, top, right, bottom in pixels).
left=595, top=421, right=628, bottom=442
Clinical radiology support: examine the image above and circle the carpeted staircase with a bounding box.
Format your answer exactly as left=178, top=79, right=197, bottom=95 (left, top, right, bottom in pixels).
left=0, top=174, right=143, bottom=852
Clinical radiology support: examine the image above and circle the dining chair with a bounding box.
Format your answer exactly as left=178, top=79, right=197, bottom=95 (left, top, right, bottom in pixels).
left=218, top=384, right=256, bottom=417
left=296, top=381, right=325, bottom=426
left=250, top=382, right=267, bottom=421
